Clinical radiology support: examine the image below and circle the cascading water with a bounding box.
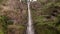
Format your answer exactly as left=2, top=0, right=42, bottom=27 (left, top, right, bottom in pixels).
left=26, top=0, right=34, bottom=34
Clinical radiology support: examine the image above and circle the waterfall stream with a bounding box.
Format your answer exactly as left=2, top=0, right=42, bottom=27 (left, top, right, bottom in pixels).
left=19, top=0, right=34, bottom=34
left=26, top=0, right=34, bottom=34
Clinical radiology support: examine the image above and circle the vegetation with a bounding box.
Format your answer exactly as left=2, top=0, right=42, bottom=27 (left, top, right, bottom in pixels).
left=0, top=0, right=60, bottom=34
left=0, top=15, right=13, bottom=34
left=31, top=1, right=60, bottom=34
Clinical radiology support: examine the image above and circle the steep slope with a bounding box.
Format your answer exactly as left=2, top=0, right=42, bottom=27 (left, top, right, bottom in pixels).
left=0, top=0, right=27, bottom=34
left=31, top=0, right=60, bottom=34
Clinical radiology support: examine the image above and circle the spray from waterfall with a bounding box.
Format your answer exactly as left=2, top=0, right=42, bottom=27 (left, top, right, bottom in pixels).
left=26, top=0, right=34, bottom=34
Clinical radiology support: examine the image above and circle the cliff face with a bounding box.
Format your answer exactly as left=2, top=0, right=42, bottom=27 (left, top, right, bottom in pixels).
left=2, top=0, right=27, bottom=25
left=0, top=0, right=60, bottom=34
left=31, top=0, right=60, bottom=34
left=0, top=0, right=27, bottom=34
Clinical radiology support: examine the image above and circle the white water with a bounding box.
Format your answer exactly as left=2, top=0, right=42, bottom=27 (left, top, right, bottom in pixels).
left=29, top=0, right=37, bottom=1
left=20, top=0, right=21, bottom=2
left=19, top=0, right=34, bottom=34
left=27, top=0, right=34, bottom=34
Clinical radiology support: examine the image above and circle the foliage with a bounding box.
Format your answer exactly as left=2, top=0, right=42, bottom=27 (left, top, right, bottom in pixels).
left=31, top=1, right=60, bottom=34
left=35, top=25, right=60, bottom=34
left=0, top=15, right=13, bottom=34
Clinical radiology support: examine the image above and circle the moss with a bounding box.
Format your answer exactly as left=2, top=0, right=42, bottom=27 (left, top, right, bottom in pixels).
left=0, top=0, right=3, bottom=3
left=0, top=29, right=4, bottom=34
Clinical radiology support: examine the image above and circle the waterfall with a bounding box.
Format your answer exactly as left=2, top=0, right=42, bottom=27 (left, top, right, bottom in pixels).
left=19, top=0, right=34, bottom=34
left=20, top=0, right=21, bottom=2
left=26, top=0, right=34, bottom=34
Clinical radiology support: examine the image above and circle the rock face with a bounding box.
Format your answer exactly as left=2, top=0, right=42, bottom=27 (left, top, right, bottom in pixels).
left=1, top=0, right=28, bottom=25
left=31, top=0, right=60, bottom=34
left=0, top=0, right=60, bottom=34
left=0, top=0, right=27, bottom=34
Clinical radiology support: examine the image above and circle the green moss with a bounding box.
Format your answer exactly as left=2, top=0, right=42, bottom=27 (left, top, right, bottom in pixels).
left=0, top=0, right=3, bottom=3
left=0, top=29, right=4, bottom=34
